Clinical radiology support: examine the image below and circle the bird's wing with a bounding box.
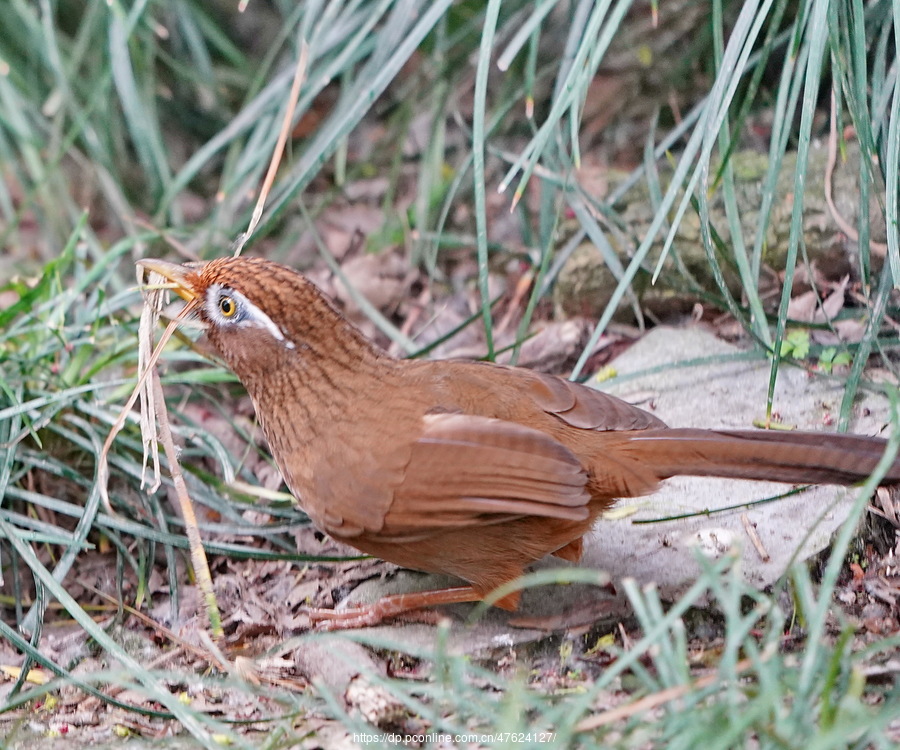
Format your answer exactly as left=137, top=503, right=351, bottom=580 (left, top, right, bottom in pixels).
left=517, top=367, right=667, bottom=431
left=302, top=418, right=413, bottom=539
left=311, top=365, right=661, bottom=540
left=435, top=361, right=667, bottom=431
left=373, top=412, right=591, bottom=539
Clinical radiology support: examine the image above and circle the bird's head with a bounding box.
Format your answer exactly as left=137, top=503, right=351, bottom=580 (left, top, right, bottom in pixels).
left=138, top=256, right=371, bottom=381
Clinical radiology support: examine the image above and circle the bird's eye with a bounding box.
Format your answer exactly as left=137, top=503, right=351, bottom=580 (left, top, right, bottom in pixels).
left=218, top=295, right=237, bottom=317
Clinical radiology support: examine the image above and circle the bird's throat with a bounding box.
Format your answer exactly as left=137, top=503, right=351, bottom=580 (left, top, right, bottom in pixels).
left=222, top=314, right=395, bottom=465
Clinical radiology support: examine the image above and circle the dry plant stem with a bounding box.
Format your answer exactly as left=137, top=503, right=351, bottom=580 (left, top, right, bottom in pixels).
left=234, top=40, right=309, bottom=256
left=496, top=269, right=534, bottom=334
left=98, top=298, right=196, bottom=515
left=390, top=287, right=430, bottom=357
left=151, top=366, right=223, bottom=639
left=138, top=275, right=163, bottom=493
left=740, top=512, right=770, bottom=562
left=825, top=89, right=887, bottom=256
left=575, top=656, right=759, bottom=732
left=88, top=584, right=223, bottom=666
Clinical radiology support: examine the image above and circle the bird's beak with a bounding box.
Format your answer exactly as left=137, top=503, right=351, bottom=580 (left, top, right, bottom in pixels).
left=137, top=259, right=199, bottom=302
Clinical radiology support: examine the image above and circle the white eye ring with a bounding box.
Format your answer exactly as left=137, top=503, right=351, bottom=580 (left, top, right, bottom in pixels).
left=204, top=284, right=294, bottom=348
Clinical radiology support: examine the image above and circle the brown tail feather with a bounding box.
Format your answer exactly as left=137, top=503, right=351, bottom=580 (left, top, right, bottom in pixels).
left=623, top=428, right=900, bottom=486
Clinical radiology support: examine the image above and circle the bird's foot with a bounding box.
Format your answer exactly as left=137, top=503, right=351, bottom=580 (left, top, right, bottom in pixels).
left=308, top=606, right=444, bottom=631
left=306, top=586, right=482, bottom=631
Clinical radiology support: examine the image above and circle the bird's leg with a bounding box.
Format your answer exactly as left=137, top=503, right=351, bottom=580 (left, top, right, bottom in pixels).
left=308, top=585, right=483, bottom=630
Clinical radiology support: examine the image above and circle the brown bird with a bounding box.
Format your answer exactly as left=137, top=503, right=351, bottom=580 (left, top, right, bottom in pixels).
left=140, top=256, right=899, bottom=626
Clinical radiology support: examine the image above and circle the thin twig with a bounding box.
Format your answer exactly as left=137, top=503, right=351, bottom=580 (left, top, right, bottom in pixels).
left=87, top=585, right=217, bottom=666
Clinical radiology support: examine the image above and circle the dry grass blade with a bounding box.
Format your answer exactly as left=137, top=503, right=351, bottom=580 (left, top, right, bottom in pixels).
left=137, top=266, right=165, bottom=493
left=151, top=365, right=223, bottom=637
left=234, top=39, right=309, bottom=256
left=575, top=656, right=760, bottom=732
left=98, top=274, right=197, bottom=515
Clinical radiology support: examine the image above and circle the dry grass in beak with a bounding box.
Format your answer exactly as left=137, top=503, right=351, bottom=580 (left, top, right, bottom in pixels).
left=98, top=265, right=222, bottom=637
